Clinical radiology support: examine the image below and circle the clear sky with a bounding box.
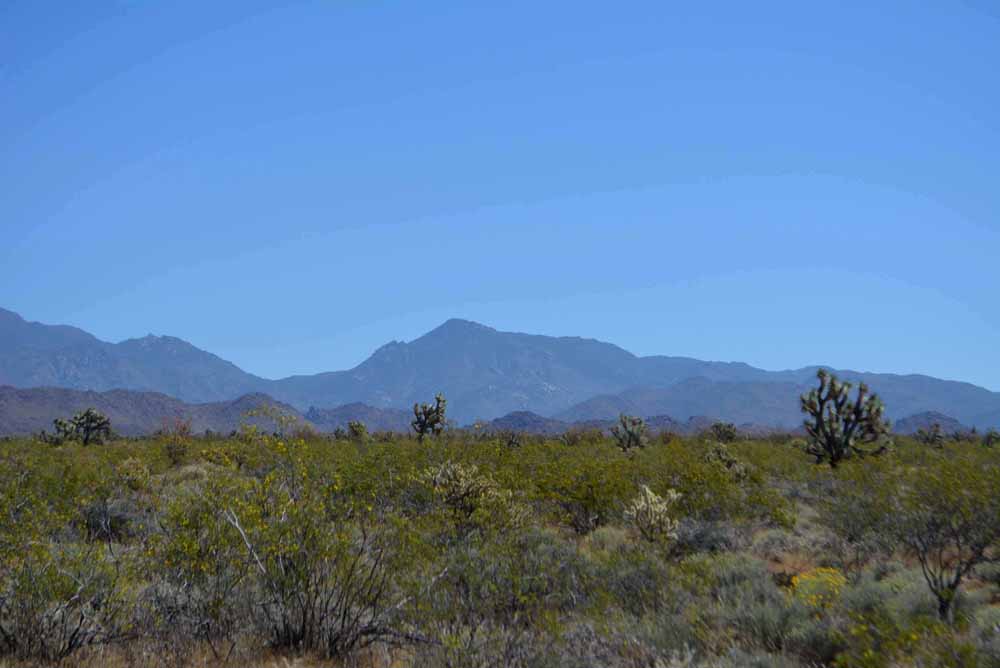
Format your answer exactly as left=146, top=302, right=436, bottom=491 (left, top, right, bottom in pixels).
left=2, top=1, right=998, bottom=389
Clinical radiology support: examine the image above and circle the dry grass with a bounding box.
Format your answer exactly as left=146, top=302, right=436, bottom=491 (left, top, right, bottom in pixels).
left=0, top=642, right=408, bottom=668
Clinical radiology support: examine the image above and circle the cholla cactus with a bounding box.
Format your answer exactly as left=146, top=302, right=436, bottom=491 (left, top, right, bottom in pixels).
left=709, top=421, right=739, bottom=443
left=116, top=457, right=151, bottom=491
left=418, top=461, right=526, bottom=532
left=704, top=441, right=750, bottom=482
left=800, top=370, right=890, bottom=467
left=611, top=414, right=649, bottom=454
left=419, top=461, right=493, bottom=519
left=624, top=485, right=681, bottom=543
left=915, top=422, right=945, bottom=448
left=412, top=393, right=447, bottom=442
left=347, top=420, right=369, bottom=441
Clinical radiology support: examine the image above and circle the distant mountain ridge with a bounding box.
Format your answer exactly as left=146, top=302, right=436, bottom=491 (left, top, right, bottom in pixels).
left=305, top=403, right=413, bottom=433
left=0, top=386, right=420, bottom=437
left=893, top=412, right=971, bottom=435
left=2, top=307, right=999, bottom=428
left=0, top=308, right=265, bottom=403
left=0, top=386, right=303, bottom=436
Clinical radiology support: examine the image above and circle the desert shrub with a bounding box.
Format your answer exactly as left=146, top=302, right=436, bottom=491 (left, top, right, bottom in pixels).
left=711, top=649, right=807, bottom=668
left=0, top=458, right=131, bottom=662
left=703, top=554, right=800, bottom=654
left=193, top=438, right=417, bottom=658
left=972, top=606, right=1000, bottom=664
left=116, top=456, right=151, bottom=492
left=412, top=528, right=596, bottom=667
left=790, top=567, right=846, bottom=611
left=2, top=424, right=999, bottom=666
left=833, top=610, right=979, bottom=668
left=595, top=546, right=680, bottom=619
left=814, top=461, right=896, bottom=579
left=254, top=507, right=394, bottom=651
left=159, top=418, right=193, bottom=468
left=163, top=438, right=189, bottom=468
left=673, top=519, right=745, bottom=556
left=559, top=428, right=605, bottom=447
left=242, top=403, right=302, bottom=437
left=0, top=542, right=131, bottom=662
left=533, top=445, right=634, bottom=534
left=145, top=473, right=255, bottom=660
left=888, top=458, right=1000, bottom=622
left=637, top=441, right=791, bottom=529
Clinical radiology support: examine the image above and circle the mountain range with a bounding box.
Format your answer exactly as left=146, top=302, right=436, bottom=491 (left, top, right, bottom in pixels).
left=0, top=385, right=305, bottom=437
left=2, top=306, right=999, bottom=431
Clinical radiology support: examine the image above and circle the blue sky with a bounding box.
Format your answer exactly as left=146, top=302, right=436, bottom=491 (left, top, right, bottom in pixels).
left=2, top=1, right=998, bottom=389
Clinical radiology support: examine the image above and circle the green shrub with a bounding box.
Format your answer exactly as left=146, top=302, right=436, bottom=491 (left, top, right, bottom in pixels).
left=888, top=458, right=1000, bottom=622
left=533, top=445, right=634, bottom=534
left=1, top=422, right=998, bottom=666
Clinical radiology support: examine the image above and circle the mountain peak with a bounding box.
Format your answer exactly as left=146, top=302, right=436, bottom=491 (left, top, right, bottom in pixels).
left=119, top=334, right=197, bottom=350
left=423, top=318, right=496, bottom=338
left=0, top=307, right=24, bottom=322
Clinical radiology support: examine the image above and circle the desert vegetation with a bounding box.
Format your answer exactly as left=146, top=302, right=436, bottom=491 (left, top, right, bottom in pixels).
left=1, top=379, right=1000, bottom=667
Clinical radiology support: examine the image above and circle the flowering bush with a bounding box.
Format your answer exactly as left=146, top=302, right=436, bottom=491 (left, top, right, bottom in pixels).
left=791, top=567, right=847, bottom=610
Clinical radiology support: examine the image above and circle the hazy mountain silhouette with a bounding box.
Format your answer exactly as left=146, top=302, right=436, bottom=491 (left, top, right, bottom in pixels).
left=2, top=307, right=999, bottom=427
left=0, top=386, right=304, bottom=436
left=893, top=411, right=969, bottom=435
left=0, top=308, right=265, bottom=403
left=304, top=403, right=413, bottom=433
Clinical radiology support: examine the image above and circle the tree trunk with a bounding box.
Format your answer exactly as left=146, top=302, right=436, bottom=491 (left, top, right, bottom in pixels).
left=937, top=591, right=954, bottom=623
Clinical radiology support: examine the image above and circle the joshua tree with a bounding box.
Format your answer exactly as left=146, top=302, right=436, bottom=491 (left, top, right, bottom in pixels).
left=611, top=414, right=649, bottom=454
left=984, top=428, right=1000, bottom=448
left=948, top=427, right=978, bottom=443
left=709, top=421, right=739, bottom=443
left=800, top=370, right=890, bottom=467
left=915, top=422, right=945, bottom=448
left=497, top=430, right=522, bottom=449
left=54, top=408, right=112, bottom=445
left=412, top=393, right=447, bottom=442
